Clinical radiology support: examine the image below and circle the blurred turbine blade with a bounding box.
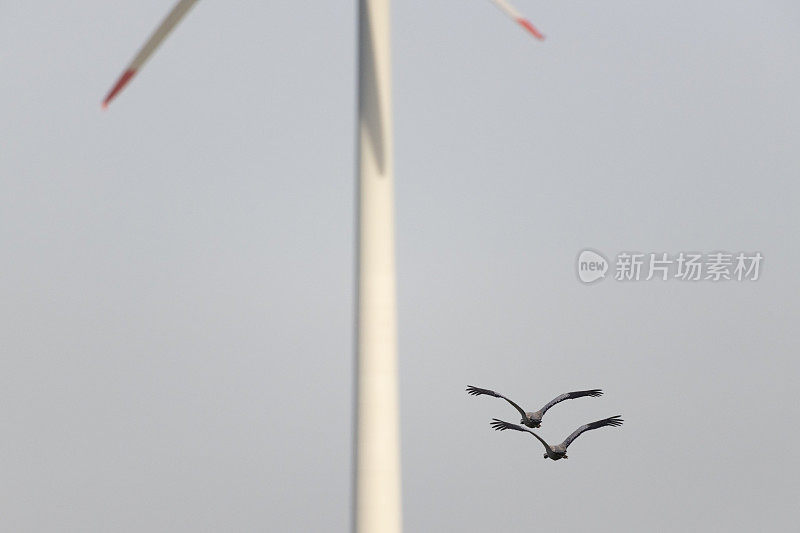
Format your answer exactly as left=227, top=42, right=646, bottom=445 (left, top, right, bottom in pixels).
left=102, top=0, right=200, bottom=107
left=489, top=0, right=545, bottom=40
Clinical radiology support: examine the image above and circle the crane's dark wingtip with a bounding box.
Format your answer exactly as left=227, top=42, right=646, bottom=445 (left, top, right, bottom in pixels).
left=568, top=388, right=604, bottom=399
left=466, top=385, right=494, bottom=397
left=490, top=418, right=513, bottom=431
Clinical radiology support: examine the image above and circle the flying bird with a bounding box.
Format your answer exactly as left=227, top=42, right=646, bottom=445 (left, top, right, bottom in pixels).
left=490, top=415, right=623, bottom=460
left=466, top=386, right=603, bottom=428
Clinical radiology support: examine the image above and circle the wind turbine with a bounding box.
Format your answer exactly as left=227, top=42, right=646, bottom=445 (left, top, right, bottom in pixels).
left=102, top=1, right=543, bottom=531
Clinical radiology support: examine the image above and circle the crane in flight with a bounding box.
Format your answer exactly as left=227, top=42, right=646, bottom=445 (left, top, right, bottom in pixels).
left=466, top=386, right=603, bottom=428
left=491, top=415, right=624, bottom=460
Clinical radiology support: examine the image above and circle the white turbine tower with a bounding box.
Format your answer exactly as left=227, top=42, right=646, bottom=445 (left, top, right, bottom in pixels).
left=102, top=2, right=543, bottom=531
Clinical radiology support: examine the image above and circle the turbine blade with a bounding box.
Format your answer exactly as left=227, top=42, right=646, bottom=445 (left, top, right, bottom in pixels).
left=102, top=0, right=200, bottom=108
left=488, top=0, right=545, bottom=40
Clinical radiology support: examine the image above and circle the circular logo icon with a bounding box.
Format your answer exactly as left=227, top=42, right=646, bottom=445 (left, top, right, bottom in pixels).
left=577, top=249, right=609, bottom=283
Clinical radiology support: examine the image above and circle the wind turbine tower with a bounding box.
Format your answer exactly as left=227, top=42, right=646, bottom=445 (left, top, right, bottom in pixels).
left=354, top=1, right=402, bottom=531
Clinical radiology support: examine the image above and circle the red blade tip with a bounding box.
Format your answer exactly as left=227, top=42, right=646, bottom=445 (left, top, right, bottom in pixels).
left=102, top=69, right=137, bottom=108
left=517, top=18, right=545, bottom=40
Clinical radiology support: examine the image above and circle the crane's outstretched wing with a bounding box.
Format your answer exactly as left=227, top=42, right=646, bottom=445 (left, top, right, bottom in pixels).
left=466, top=386, right=527, bottom=419
left=560, top=415, right=623, bottom=449
left=539, top=389, right=603, bottom=416
left=488, top=0, right=545, bottom=40
left=103, top=0, right=200, bottom=107
left=490, top=419, right=551, bottom=452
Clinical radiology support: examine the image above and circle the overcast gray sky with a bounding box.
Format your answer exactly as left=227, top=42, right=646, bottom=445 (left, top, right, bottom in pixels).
left=2, top=1, right=799, bottom=531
